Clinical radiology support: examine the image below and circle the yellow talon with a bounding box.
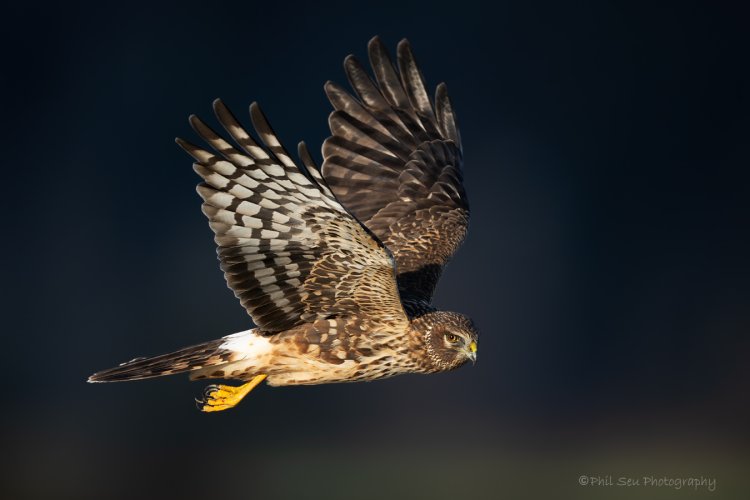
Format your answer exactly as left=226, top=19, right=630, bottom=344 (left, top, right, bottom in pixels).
left=198, top=374, right=267, bottom=412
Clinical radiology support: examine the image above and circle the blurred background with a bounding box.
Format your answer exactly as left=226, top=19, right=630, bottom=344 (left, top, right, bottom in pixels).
left=2, top=1, right=748, bottom=498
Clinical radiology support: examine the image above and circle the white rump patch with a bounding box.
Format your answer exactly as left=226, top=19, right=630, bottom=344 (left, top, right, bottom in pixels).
left=220, top=329, right=272, bottom=359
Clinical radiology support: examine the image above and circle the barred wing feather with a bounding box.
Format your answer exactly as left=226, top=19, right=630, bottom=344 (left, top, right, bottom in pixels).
left=321, top=37, right=469, bottom=313
left=177, top=100, right=408, bottom=333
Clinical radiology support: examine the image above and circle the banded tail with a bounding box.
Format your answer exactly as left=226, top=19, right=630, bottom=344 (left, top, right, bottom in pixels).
left=88, top=339, right=227, bottom=383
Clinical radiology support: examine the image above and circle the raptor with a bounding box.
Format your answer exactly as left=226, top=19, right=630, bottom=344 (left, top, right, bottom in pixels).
left=89, top=37, right=478, bottom=412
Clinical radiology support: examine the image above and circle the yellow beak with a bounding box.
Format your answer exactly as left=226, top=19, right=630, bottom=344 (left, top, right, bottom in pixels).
left=466, top=341, right=478, bottom=364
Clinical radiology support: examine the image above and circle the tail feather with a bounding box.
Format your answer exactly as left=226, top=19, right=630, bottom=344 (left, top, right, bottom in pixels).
left=88, top=339, right=228, bottom=383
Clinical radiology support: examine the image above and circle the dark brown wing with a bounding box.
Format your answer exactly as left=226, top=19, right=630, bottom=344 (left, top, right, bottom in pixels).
left=321, top=37, right=469, bottom=314
left=177, top=100, right=408, bottom=333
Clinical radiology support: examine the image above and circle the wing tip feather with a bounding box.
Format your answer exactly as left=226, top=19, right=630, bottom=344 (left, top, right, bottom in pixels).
left=396, top=38, right=412, bottom=57
left=175, top=137, right=203, bottom=158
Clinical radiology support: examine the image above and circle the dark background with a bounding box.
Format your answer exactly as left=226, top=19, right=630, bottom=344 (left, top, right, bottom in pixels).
left=2, top=1, right=748, bottom=499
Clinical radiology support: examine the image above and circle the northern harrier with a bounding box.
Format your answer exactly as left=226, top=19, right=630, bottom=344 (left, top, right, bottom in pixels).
left=89, top=37, right=478, bottom=412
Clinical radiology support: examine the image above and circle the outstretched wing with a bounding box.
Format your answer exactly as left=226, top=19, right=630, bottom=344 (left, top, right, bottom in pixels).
left=177, top=100, right=408, bottom=333
left=321, top=37, right=469, bottom=313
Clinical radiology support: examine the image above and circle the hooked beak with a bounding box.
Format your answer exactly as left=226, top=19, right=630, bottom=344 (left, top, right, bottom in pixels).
left=466, top=341, right=477, bottom=364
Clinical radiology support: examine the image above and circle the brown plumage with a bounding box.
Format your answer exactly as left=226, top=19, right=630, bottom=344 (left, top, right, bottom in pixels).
left=323, top=38, right=469, bottom=314
left=88, top=37, right=478, bottom=411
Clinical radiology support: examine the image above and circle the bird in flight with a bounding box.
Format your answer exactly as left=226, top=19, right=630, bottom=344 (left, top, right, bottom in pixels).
left=89, top=37, right=478, bottom=412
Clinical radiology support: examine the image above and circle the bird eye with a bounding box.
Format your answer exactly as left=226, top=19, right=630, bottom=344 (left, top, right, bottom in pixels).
left=445, top=333, right=459, bottom=343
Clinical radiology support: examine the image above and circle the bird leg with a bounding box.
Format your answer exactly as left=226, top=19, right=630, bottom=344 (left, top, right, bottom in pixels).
left=197, top=374, right=267, bottom=412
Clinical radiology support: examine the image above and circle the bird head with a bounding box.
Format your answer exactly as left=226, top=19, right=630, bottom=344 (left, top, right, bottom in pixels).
left=417, top=311, right=478, bottom=371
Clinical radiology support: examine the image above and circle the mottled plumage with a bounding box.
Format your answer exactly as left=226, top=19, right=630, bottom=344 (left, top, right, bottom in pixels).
left=88, top=37, right=478, bottom=411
